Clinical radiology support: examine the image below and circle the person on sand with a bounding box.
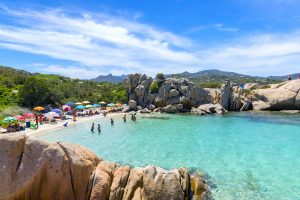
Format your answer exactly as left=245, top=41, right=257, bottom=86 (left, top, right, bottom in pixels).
left=97, top=124, right=101, bottom=133
left=111, top=118, right=114, bottom=126
left=123, top=114, right=126, bottom=122
left=35, top=114, right=39, bottom=128
left=91, top=123, right=95, bottom=132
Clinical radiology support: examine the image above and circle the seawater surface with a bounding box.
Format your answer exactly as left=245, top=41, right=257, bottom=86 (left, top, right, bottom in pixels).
left=36, top=112, right=300, bottom=200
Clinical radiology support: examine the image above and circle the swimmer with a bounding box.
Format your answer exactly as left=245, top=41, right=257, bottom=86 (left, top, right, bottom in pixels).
left=97, top=124, right=101, bottom=133
left=111, top=118, right=114, bottom=126
left=91, top=123, right=95, bottom=132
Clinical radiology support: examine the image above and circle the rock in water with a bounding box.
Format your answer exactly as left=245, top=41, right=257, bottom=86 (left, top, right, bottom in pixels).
left=252, top=79, right=300, bottom=110
left=162, top=104, right=178, bottom=113
left=0, top=134, right=209, bottom=200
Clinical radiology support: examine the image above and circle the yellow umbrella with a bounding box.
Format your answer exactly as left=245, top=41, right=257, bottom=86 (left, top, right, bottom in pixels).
left=33, top=106, right=45, bottom=111
left=82, top=101, right=90, bottom=104
left=75, top=102, right=82, bottom=105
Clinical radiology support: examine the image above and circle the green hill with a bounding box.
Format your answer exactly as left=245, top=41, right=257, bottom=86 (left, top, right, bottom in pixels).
left=0, top=66, right=128, bottom=109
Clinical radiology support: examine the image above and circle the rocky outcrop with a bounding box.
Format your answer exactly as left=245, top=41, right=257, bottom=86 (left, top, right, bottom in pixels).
left=0, top=134, right=209, bottom=200
left=251, top=80, right=300, bottom=110
left=191, top=103, right=226, bottom=115
left=126, top=74, right=212, bottom=110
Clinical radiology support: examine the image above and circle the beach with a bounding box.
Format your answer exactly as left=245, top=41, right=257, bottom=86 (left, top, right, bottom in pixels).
left=24, top=112, right=125, bottom=138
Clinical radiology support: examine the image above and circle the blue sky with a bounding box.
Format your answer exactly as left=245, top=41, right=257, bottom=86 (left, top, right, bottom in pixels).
left=0, top=0, right=300, bottom=78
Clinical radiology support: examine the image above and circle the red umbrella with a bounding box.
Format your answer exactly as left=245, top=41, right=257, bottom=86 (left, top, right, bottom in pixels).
left=14, top=115, right=25, bottom=121
left=23, top=113, right=35, bottom=118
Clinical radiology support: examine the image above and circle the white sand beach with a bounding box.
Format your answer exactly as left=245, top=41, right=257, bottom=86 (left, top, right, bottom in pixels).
left=24, top=112, right=125, bottom=138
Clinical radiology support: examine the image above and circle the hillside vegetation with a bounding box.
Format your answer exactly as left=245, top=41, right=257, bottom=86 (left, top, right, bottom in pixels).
left=0, top=66, right=127, bottom=110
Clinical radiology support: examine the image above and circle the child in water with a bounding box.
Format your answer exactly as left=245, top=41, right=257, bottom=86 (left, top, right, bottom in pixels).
left=91, top=123, right=95, bottom=132
left=97, top=124, right=101, bottom=133
left=111, top=118, right=114, bottom=126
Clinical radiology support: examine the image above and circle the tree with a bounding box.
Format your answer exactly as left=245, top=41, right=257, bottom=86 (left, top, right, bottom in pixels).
left=155, top=73, right=165, bottom=83
left=18, top=77, right=50, bottom=107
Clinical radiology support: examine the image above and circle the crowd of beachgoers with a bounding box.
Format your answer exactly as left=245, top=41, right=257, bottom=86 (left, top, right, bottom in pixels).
left=0, top=101, right=127, bottom=134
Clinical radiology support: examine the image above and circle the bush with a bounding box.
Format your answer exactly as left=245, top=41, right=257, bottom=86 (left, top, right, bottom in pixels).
left=199, top=82, right=222, bottom=88
left=150, top=80, right=159, bottom=93
left=0, top=106, right=31, bottom=118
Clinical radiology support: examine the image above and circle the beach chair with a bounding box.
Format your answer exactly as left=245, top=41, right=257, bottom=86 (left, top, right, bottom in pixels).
left=63, top=122, right=68, bottom=127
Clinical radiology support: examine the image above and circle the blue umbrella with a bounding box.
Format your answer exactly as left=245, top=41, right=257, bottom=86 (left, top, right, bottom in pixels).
left=66, top=102, right=75, bottom=106
left=76, top=105, right=86, bottom=110
left=53, top=108, right=62, bottom=114
left=93, top=104, right=100, bottom=108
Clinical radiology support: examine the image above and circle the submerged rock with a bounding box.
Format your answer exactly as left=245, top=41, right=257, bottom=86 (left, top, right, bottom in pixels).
left=0, top=134, right=209, bottom=200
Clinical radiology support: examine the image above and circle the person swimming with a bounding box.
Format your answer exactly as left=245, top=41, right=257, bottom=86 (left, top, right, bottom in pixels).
left=97, top=124, right=101, bottom=133
left=111, top=118, right=114, bottom=126
left=91, top=123, right=95, bottom=132
left=131, top=113, right=137, bottom=122
left=123, top=114, right=126, bottom=122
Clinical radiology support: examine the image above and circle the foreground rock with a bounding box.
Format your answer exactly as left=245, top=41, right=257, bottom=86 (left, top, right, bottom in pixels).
left=251, top=79, right=300, bottom=110
left=0, top=134, right=209, bottom=200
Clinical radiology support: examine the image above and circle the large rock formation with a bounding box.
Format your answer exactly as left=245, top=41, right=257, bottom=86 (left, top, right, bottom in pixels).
left=126, top=74, right=213, bottom=111
left=251, top=79, right=300, bottom=110
left=0, top=134, right=209, bottom=200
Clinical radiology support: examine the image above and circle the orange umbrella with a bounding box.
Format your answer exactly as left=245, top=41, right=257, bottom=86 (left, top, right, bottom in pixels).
left=116, top=103, right=123, bottom=107
left=33, top=106, right=45, bottom=111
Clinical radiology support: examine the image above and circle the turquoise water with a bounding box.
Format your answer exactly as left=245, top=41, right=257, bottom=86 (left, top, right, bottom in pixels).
left=36, top=112, right=300, bottom=200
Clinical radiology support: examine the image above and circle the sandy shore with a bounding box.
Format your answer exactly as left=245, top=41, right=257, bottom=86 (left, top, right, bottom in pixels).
left=25, top=112, right=125, bottom=138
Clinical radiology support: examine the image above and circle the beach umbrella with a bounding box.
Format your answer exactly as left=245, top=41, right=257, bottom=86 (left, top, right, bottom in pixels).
left=107, top=103, right=116, bottom=107
left=85, top=105, right=93, bottom=108
left=93, top=104, right=100, bottom=108
left=52, top=108, right=62, bottom=114
left=75, top=105, right=86, bottom=110
left=75, top=102, right=82, bottom=105
left=3, top=117, right=17, bottom=123
left=23, top=113, right=35, bottom=118
left=66, top=102, right=75, bottom=106
left=99, top=101, right=106, bottom=105
left=45, top=112, right=59, bottom=118
left=82, top=101, right=90, bottom=104
left=116, top=103, right=123, bottom=107
left=14, top=115, right=25, bottom=121
left=33, top=106, right=45, bottom=111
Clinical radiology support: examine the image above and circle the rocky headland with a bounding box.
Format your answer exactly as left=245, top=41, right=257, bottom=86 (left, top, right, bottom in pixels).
left=123, top=74, right=300, bottom=114
left=0, top=134, right=209, bottom=200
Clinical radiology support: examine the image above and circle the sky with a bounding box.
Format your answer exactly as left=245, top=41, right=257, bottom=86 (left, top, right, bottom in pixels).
left=0, top=0, right=300, bottom=78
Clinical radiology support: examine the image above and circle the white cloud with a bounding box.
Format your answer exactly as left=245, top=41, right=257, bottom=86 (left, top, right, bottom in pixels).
left=187, top=23, right=239, bottom=33
left=0, top=6, right=299, bottom=77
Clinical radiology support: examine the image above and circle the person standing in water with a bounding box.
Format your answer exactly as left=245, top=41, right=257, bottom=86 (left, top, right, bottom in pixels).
left=97, top=124, right=101, bottom=133
left=111, top=118, right=114, bottom=126
left=123, top=114, right=127, bottom=122
left=91, top=123, right=95, bottom=132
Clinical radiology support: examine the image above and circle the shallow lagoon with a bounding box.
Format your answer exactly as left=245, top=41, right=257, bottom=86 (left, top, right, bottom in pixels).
left=37, top=112, right=300, bottom=200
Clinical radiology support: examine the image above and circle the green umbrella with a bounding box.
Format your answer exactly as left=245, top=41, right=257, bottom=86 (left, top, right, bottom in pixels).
left=85, top=105, right=93, bottom=108
left=99, top=101, right=106, bottom=104
left=3, top=117, right=17, bottom=123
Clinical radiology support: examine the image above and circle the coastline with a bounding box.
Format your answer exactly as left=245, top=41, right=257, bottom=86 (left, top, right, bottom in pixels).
left=25, top=112, right=125, bottom=138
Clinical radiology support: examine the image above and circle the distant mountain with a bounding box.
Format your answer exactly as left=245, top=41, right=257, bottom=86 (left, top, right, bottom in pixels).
left=169, top=69, right=253, bottom=79
left=267, top=73, right=300, bottom=80
left=91, top=74, right=127, bottom=83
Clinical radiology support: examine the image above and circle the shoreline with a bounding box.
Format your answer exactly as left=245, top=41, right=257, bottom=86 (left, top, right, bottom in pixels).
left=25, top=112, right=125, bottom=138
